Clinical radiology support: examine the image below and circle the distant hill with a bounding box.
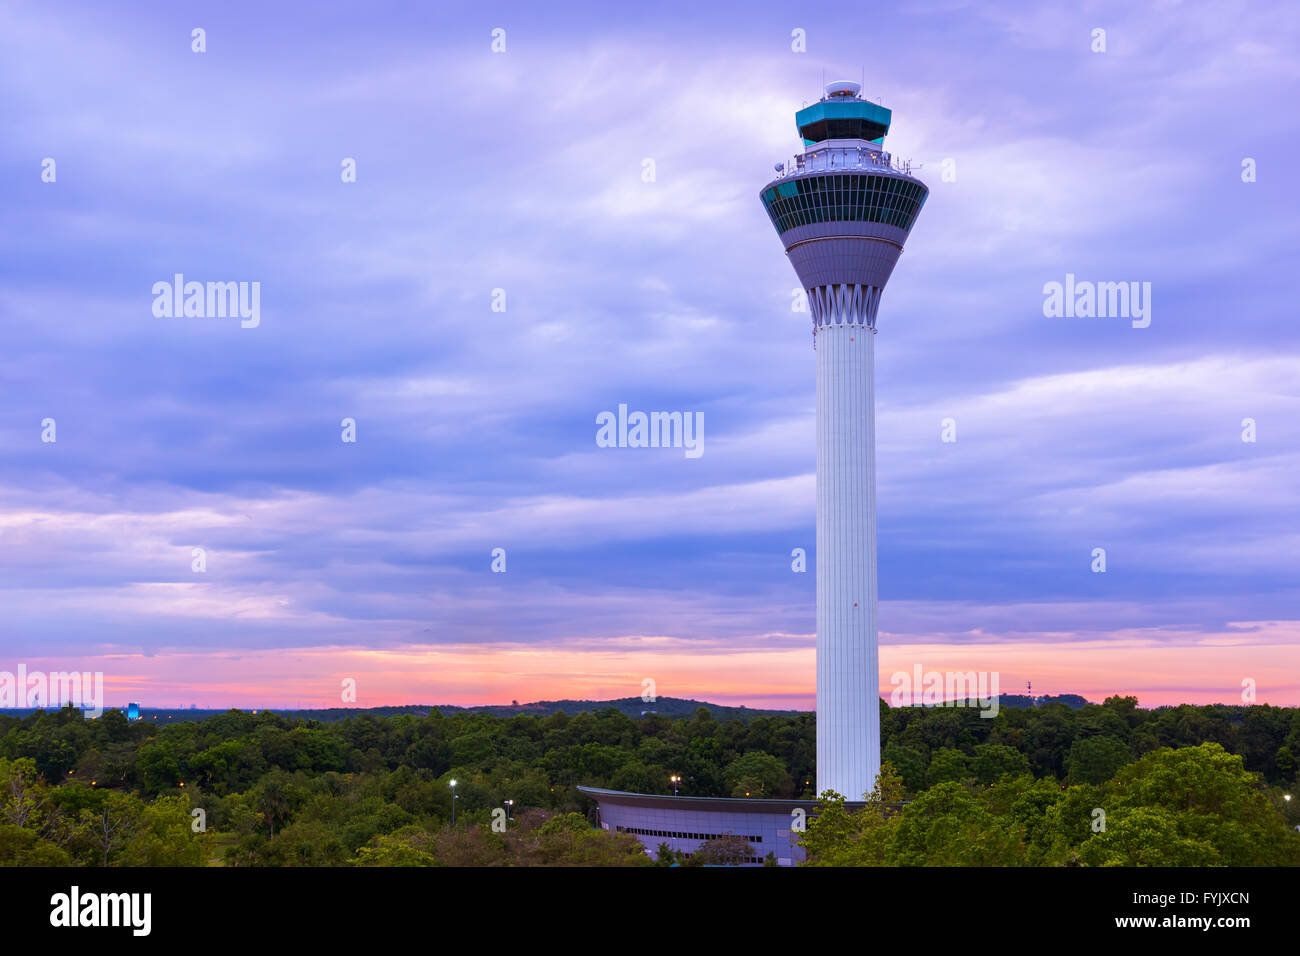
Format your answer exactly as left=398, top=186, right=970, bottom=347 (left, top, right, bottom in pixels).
left=0, top=693, right=1090, bottom=725
left=0, top=697, right=800, bottom=725
left=259, top=696, right=802, bottom=723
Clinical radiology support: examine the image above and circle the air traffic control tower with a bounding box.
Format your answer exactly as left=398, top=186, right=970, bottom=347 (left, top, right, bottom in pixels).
left=579, top=84, right=927, bottom=863
left=759, top=82, right=928, bottom=801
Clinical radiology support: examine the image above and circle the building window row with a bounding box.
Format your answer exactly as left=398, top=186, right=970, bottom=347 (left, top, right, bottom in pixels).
left=798, top=118, right=888, bottom=144
left=761, top=173, right=927, bottom=234
left=616, top=825, right=762, bottom=843
left=676, top=853, right=765, bottom=864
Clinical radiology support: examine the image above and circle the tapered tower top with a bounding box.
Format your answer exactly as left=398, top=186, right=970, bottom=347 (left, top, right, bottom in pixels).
left=760, top=83, right=928, bottom=337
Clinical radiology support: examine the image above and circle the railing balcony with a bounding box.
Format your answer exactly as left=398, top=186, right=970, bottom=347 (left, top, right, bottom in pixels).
left=772, top=143, right=916, bottom=179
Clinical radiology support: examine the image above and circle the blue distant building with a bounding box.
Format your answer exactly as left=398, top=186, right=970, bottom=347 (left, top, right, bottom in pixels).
left=127, top=702, right=139, bottom=720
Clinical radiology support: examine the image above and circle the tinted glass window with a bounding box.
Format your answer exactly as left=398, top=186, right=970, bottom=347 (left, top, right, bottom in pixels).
left=763, top=175, right=928, bottom=235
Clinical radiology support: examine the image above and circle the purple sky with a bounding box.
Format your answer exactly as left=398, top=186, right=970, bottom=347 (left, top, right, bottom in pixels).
left=2, top=0, right=1298, bottom=708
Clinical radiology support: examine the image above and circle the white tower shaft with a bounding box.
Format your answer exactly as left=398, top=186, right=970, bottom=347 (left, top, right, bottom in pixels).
left=815, top=322, right=879, bottom=800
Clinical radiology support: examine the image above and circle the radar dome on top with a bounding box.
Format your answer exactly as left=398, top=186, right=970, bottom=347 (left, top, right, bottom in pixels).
left=825, top=80, right=862, bottom=98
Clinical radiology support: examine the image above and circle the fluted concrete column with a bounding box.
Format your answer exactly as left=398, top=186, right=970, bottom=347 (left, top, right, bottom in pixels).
left=815, top=321, right=878, bottom=800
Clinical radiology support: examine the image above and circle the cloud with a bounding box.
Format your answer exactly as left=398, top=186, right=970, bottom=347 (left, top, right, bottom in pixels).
left=1, top=0, right=1297, bottom=704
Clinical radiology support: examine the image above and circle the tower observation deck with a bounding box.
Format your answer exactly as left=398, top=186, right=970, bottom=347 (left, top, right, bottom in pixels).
left=760, top=81, right=928, bottom=339
left=760, top=82, right=928, bottom=801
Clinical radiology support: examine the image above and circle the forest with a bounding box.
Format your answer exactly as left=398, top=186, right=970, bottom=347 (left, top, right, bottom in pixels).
left=0, top=696, right=1296, bottom=865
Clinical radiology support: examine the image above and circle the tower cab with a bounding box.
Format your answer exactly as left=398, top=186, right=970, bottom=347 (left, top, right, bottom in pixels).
left=796, top=80, right=890, bottom=145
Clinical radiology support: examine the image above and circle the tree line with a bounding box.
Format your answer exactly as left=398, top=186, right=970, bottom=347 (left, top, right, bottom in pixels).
left=0, top=696, right=1295, bottom=865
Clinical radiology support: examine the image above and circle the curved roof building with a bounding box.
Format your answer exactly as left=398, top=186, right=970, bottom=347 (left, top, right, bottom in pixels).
left=578, top=787, right=853, bottom=866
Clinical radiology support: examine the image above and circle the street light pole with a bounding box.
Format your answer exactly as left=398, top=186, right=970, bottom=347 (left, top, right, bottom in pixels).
left=449, top=779, right=458, bottom=827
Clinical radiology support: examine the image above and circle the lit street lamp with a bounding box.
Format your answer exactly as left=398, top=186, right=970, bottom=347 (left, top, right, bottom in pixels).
left=450, top=779, right=459, bottom=826
left=504, top=799, right=514, bottom=820
left=670, top=774, right=681, bottom=796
